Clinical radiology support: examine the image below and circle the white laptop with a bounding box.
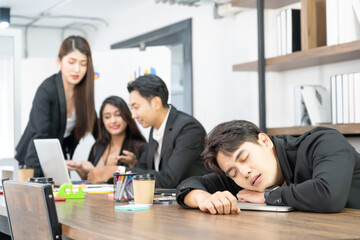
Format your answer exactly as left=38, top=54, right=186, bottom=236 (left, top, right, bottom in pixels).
left=237, top=202, right=295, bottom=212
left=34, top=139, right=71, bottom=186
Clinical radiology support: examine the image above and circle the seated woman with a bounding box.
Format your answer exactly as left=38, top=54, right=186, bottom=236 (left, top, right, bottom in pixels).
left=66, top=95, right=146, bottom=183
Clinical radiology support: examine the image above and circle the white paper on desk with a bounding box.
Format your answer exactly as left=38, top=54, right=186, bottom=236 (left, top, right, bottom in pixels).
left=73, top=187, right=114, bottom=193
left=72, top=184, right=114, bottom=188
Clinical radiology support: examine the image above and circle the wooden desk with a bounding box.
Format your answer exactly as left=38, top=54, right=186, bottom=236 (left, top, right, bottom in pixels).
left=1, top=194, right=360, bottom=239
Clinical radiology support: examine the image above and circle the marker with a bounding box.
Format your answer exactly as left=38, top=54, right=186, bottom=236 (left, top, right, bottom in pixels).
left=87, top=191, right=114, bottom=194
left=54, top=197, right=66, bottom=201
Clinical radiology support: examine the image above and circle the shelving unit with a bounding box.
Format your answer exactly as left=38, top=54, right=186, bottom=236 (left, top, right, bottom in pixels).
left=233, top=40, right=360, bottom=72
left=232, top=0, right=299, bottom=9
left=231, top=0, right=360, bottom=136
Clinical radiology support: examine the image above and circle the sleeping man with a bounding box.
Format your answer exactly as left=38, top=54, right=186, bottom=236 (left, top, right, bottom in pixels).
left=176, top=120, right=360, bottom=214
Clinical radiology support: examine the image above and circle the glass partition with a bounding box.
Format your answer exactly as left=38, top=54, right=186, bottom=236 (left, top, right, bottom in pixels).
left=0, top=36, right=15, bottom=158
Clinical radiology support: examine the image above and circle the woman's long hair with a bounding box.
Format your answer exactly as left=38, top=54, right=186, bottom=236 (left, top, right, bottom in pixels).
left=58, top=35, right=96, bottom=140
left=98, top=96, right=146, bottom=156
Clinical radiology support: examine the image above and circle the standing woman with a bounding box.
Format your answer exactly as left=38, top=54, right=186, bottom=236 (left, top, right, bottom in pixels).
left=15, top=36, right=97, bottom=177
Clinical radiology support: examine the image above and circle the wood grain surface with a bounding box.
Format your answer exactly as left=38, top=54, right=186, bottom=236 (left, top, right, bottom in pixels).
left=233, top=40, right=360, bottom=72
left=1, top=194, right=360, bottom=239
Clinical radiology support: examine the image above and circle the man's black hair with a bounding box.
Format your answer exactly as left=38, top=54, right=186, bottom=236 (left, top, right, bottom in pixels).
left=127, top=74, right=169, bottom=108
left=202, top=120, right=263, bottom=174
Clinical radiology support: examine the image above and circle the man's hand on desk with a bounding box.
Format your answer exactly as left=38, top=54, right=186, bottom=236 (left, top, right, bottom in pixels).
left=185, top=190, right=240, bottom=215
left=237, top=189, right=265, bottom=204
left=87, top=165, right=117, bottom=184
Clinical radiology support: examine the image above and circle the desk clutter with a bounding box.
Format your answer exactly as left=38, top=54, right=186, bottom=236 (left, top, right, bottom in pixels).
left=113, top=172, right=156, bottom=204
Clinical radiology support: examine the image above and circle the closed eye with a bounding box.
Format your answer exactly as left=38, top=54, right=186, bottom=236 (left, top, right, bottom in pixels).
left=225, top=167, right=238, bottom=178
left=240, top=154, right=249, bottom=162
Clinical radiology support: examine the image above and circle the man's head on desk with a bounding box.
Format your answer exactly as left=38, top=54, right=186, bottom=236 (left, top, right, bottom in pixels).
left=202, top=120, right=284, bottom=193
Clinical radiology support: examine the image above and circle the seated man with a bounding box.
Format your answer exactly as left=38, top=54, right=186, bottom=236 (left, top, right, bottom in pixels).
left=103, top=74, right=208, bottom=188
left=176, top=120, right=360, bottom=214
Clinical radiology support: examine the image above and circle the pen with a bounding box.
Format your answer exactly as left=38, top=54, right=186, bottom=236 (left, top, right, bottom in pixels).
left=119, top=175, right=127, bottom=200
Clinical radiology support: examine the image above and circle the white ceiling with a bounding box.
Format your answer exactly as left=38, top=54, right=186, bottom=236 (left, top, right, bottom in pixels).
left=0, top=0, right=149, bottom=29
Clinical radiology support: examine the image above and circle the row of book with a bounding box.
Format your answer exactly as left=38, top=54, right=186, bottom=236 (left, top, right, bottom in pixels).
left=331, top=72, right=360, bottom=124
left=327, top=0, right=360, bottom=46
left=276, top=8, right=301, bottom=56
left=277, top=0, right=360, bottom=53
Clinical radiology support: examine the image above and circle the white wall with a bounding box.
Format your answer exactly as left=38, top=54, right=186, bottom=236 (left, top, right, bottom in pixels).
left=21, top=28, right=85, bottom=58
left=84, top=2, right=259, bottom=133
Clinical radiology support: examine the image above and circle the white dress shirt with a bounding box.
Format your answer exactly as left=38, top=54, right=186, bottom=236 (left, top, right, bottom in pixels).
left=152, top=106, right=171, bottom=171
left=63, top=111, right=76, bottom=138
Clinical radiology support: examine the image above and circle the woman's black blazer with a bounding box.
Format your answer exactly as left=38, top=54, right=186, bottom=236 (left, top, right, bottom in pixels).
left=15, top=72, right=97, bottom=177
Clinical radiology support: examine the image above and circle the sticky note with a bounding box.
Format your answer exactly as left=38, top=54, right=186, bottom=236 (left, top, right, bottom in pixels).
left=114, top=204, right=149, bottom=212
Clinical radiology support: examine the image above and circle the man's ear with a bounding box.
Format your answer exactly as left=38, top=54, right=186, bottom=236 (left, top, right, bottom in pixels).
left=150, top=96, right=162, bottom=110
left=257, top=133, right=273, bottom=148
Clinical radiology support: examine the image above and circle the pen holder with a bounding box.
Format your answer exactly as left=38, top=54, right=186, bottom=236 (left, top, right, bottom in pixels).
left=113, top=172, right=137, bottom=202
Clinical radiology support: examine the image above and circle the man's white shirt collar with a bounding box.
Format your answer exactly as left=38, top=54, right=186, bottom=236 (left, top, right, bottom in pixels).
left=152, top=106, right=171, bottom=171
left=153, top=106, right=171, bottom=142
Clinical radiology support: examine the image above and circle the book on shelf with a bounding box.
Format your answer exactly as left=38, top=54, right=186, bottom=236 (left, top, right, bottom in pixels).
left=330, top=72, right=360, bottom=125
left=280, top=9, right=287, bottom=55
left=343, top=74, right=350, bottom=124
left=353, top=0, right=360, bottom=23
left=286, top=9, right=301, bottom=54
left=277, top=14, right=282, bottom=56
left=336, top=74, right=344, bottom=124
left=330, top=76, right=337, bottom=124
left=348, top=73, right=355, bottom=123
left=354, top=73, right=360, bottom=123
left=277, top=8, right=301, bottom=56
left=326, top=0, right=339, bottom=46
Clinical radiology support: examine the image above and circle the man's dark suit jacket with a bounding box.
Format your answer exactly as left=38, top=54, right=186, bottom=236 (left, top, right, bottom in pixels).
left=15, top=72, right=96, bottom=177
left=128, top=106, right=209, bottom=188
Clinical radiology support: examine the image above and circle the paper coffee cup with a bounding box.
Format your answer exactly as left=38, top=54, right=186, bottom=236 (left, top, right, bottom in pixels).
left=133, top=173, right=155, bottom=205
left=18, top=169, right=34, bottom=181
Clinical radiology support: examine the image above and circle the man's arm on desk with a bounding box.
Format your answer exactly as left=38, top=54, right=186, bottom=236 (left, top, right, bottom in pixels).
left=176, top=173, right=242, bottom=214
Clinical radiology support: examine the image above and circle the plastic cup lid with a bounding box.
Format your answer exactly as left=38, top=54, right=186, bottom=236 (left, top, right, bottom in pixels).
left=133, top=173, right=155, bottom=180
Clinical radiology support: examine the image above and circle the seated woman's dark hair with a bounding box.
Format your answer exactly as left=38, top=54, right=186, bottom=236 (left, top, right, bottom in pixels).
left=98, top=96, right=146, bottom=157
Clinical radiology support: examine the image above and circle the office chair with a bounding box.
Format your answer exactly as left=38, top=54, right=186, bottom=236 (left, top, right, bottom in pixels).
left=2, top=179, right=62, bottom=240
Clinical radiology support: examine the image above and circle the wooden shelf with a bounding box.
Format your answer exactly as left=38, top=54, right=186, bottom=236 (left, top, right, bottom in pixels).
left=233, top=40, right=360, bottom=72
left=267, top=124, right=360, bottom=136
left=231, top=0, right=299, bottom=9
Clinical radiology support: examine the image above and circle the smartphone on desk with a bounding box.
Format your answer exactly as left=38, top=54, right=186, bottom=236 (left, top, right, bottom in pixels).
left=237, top=202, right=295, bottom=212
left=154, top=189, right=176, bottom=196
